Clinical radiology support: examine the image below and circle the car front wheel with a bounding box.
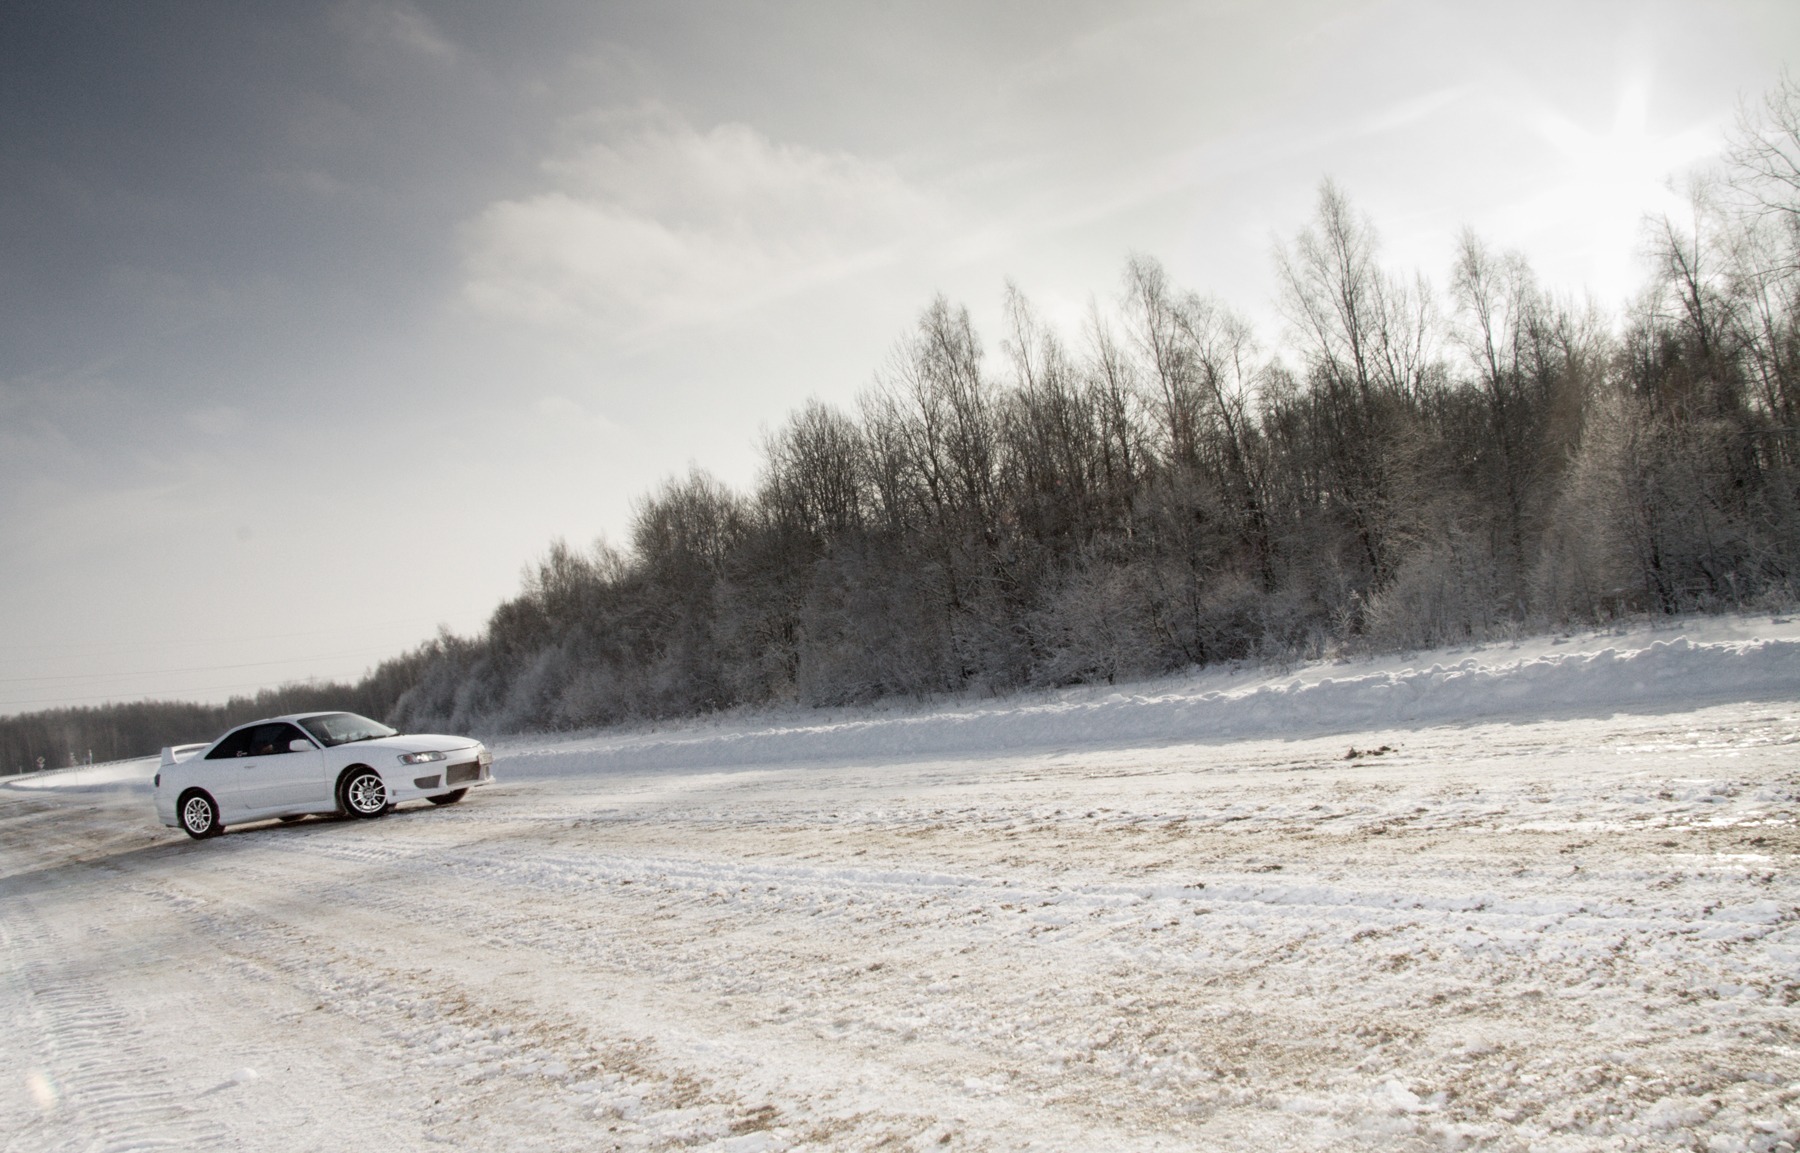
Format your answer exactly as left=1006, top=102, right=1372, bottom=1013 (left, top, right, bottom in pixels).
left=341, top=769, right=389, bottom=819
left=426, top=789, right=468, bottom=806
left=179, top=790, right=223, bottom=839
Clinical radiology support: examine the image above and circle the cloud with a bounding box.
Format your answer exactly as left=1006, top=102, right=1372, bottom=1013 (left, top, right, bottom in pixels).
left=185, top=406, right=245, bottom=437
left=530, top=394, right=621, bottom=436
left=330, top=0, right=457, bottom=61
left=460, top=112, right=936, bottom=337
left=1356, top=85, right=1473, bottom=137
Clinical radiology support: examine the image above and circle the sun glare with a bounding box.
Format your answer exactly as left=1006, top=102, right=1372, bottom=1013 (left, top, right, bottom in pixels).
left=1497, top=73, right=1722, bottom=307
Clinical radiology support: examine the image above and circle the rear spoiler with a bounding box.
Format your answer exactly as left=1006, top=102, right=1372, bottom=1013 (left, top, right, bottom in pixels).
left=161, top=743, right=208, bottom=768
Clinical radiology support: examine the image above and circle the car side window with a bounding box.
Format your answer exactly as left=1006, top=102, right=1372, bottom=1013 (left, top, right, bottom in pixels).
left=205, top=727, right=257, bottom=759
left=206, top=723, right=315, bottom=759
left=275, top=723, right=316, bottom=752
left=245, top=722, right=310, bottom=757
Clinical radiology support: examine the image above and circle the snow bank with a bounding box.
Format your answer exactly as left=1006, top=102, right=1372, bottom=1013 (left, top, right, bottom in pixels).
left=501, top=621, right=1800, bottom=777
left=3, top=756, right=157, bottom=795
left=10, top=617, right=1799, bottom=795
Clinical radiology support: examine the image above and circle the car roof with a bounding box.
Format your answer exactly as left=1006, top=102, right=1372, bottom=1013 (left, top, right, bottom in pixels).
left=224, top=712, right=346, bottom=731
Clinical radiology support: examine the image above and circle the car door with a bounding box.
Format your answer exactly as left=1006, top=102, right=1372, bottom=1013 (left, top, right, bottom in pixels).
left=199, top=724, right=258, bottom=820
left=267, top=725, right=329, bottom=808
left=236, top=722, right=326, bottom=813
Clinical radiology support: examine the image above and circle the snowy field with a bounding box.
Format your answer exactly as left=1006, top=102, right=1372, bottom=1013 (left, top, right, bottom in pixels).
left=3, top=617, right=1798, bottom=1151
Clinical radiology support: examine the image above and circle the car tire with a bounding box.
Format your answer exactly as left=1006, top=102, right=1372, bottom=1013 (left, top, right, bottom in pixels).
left=178, top=790, right=223, bottom=839
left=340, top=769, right=389, bottom=819
left=426, top=789, right=468, bottom=806
left=277, top=814, right=305, bottom=824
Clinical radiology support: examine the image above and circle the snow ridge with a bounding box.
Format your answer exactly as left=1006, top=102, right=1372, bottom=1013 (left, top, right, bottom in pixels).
left=505, top=632, right=1800, bottom=776
left=8, top=622, right=1797, bottom=792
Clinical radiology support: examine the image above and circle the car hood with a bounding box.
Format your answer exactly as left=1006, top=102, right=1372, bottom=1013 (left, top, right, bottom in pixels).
left=346, top=734, right=483, bottom=756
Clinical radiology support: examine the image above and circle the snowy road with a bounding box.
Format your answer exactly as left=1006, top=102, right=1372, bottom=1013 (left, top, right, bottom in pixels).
left=4, top=630, right=1800, bottom=1150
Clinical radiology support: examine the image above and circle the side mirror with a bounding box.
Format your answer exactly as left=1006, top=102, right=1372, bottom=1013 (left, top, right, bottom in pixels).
left=289, top=739, right=313, bottom=753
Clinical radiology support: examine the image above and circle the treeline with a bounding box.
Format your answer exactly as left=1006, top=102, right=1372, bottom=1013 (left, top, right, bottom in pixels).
left=0, top=648, right=434, bottom=774
left=387, top=83, right=1800, bottom=734
left=9, top=81, right=1800, bottom=761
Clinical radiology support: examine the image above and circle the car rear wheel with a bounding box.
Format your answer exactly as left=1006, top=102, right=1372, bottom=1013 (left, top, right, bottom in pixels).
left=340, top=769, right=389, bottom=819
left=426, top=789, right=468, bottom=806
left=179, top=790, right=223, bottom=839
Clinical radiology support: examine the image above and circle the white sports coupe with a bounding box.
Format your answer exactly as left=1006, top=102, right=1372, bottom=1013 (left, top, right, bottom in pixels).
left=154, top=711, right=493, bottom=839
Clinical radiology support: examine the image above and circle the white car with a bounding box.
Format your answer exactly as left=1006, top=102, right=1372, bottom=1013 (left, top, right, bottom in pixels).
left=154, top=711, right=493, bottom=839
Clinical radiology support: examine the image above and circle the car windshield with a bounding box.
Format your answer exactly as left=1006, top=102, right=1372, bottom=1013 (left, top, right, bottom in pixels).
left=298, top=713, right=397, bottom=747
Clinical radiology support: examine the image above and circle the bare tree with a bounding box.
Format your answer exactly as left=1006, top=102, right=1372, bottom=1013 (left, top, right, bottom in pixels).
left=759, top=399, right=867, bottom=540
left=1450, top=230, right=1551, bottom=588
left=1275, top=179, right=1439, bottom=587
left=1727, top=70, right=1800, bottom=258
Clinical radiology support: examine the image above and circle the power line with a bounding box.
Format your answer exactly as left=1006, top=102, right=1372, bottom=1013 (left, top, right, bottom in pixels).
left=0, top=673, right=378, bottom=711
left=0, top=644, right=413, bottom=685
left=0, top=615, right=456, bottom=658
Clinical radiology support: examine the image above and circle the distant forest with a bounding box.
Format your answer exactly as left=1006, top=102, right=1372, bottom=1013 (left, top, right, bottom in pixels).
left=7, top=79, right=1800, bottom=772
left=0, top=655, right=434, bottom=775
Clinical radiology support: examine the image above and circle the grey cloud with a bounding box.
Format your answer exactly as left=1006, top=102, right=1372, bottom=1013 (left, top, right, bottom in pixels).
left=462, top=111, right=941, bottom=335
left=330, top=0, right=459, bottom=61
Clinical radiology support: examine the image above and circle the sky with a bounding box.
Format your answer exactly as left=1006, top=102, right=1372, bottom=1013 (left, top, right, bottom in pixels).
left=3, top=0, right=1796, bottom=717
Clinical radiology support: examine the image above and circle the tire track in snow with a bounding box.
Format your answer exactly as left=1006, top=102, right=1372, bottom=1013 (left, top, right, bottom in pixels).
left=214, top=810, right=1800, bottom=1147
left=247, top=823, right=1787, bottom=971
left=0, top=897, right=227, bottom=1153
left=11, top=699, right=1798, bottom=1149
left=121, top=872, right=939, bottom=1152
left=198, top=829, right=1266, bottom=1147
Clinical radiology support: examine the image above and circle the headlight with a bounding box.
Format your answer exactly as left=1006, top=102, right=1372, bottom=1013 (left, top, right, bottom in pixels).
left=398, top=750, right=447, bottom=765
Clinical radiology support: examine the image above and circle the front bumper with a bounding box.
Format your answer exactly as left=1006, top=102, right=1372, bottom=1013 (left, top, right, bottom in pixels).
left=387, top=747, right=494, bottom=802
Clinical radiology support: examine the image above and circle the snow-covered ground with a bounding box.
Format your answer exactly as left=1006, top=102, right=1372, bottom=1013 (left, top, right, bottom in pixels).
left=3, top=616, right=1798, bottom=1151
